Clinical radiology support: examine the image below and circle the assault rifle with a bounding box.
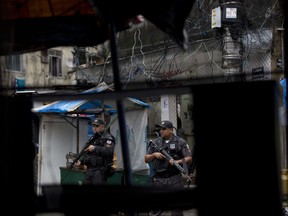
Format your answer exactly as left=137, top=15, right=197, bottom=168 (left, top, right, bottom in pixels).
left=66, top=116, right=118, bottom=171
left=67, top=132, right=102, bottom=171
left=149, top=139, right=192, bottom=183
left=62, top=116, right=118, bottom=182
left=61, top=132, right=102, bottom=183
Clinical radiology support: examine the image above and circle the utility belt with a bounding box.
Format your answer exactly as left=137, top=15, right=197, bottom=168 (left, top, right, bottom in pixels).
left=154, top=170, right=180, bottom=178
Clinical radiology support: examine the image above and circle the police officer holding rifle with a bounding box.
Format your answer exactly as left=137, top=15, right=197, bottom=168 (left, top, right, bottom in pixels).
left=75, top=118, right=116, bottom=185
left=144, top=120, right=192, bottom=216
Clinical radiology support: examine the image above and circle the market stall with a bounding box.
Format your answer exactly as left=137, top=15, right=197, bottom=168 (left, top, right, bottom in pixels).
left=32, top=82, right=150, bottom=190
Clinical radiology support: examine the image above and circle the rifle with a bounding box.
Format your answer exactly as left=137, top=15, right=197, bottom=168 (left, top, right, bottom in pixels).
left=61, top=132, right=102, bottom=183
left=62, top=116, right=118, bottom=182
left=149, top=139, right=192, bottom=183
left=67, top=132, right=101, bottom=171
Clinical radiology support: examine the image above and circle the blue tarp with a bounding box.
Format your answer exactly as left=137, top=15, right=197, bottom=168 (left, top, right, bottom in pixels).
left=32, top=83, right=150, bottom=114
left=33, top=99, right=112, bottom=113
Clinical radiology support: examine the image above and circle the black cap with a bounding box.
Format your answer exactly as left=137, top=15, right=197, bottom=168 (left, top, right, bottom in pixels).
left=92, top=118, right=105, bottom=126
left=156, top=120, right=174, bottom=129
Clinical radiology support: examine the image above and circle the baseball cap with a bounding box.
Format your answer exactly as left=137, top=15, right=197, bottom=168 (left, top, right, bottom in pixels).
left=156, top=120, right=174, bottom=129
left=92, top=118, right=105, bottom=126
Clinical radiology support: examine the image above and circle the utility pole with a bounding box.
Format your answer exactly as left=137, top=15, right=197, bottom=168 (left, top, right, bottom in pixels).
left=212, top=0, right=244, bottom=81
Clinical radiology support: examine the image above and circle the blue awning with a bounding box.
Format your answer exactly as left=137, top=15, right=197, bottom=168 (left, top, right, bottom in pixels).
left=32, top=83, right=150, bottom=114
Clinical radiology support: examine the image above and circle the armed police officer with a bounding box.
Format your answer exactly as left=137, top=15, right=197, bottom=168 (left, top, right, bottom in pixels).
left=144, top=120, right=192, bottom=216
left=75, top=118, right=116, bottom=185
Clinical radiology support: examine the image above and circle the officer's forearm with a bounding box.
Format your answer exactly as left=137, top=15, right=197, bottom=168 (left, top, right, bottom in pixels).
left=144, top=153, right=155, bottom=163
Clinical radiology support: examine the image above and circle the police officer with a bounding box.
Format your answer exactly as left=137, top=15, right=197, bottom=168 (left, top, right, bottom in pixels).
left=144, top=120, right=192, bottom=216
left=75, top=118, right=116, bottom=185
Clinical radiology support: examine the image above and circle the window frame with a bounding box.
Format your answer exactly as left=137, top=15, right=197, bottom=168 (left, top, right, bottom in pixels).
left=5, top=54, right=22, bottom=72
left=48, top=49, right=62, bottom=77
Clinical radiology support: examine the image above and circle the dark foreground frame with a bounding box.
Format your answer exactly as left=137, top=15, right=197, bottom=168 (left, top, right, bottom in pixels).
left=1, top=80, right=284, bottom=216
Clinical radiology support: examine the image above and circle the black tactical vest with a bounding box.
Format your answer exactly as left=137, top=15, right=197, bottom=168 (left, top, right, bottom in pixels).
left=153, top=137, right=181, bottom=174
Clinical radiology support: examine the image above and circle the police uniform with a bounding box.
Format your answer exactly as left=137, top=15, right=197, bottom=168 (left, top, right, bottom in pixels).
left=147, top=134, right=191, bottom=216
left=80, top=130, right=116, bottom=185
left=148, top=135, right=191, bottom=183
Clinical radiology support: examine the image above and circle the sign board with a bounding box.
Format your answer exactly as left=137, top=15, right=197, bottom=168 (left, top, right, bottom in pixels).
left=211, top=6, right=221, bottom=28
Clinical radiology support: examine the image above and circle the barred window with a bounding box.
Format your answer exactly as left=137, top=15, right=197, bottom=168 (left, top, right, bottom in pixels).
left=5, top=54, right=21, bottom=72
left=48, top=49, right=62, bottom=77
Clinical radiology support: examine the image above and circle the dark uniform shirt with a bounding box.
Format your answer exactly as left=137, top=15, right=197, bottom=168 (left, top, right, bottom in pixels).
left=147, top=135, right=191, bottom=216
left=147, top=134, right=191, bottom=176
left=80, top=131, right=116, bottom=184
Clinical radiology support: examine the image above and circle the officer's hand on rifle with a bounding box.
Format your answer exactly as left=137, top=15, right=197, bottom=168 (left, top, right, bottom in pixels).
left=154, top=152, right=166, bottom=160
left=74, top=160, right=81, bottom=166
left=189, top=172, right=194, bottom=179
left=169, top=158, right=176, bottom=166
left=85, top=145, right=95, bottom=152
